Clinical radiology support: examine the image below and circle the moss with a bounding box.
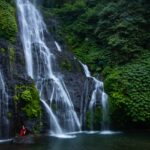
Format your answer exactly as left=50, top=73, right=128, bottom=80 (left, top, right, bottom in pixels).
left=0, top=0, right=18, bottom=42
left=86, top=111, right=91, bottom=129
left=14, top=84, right=41, bottom=118
left=86, top=106, right=102, bottom=130
left=7, top=112, right=13, bottom=119
left=0, top=46, right=15, bottom=63
left=51, top=103, right=58, bottom=111
left=9, top=47, right=15, bottom=63
left=0, top=48, right=6, bottom=53
left=33, top=122, right=43, bottom=134
left=60, top=59, right=72, bottom=72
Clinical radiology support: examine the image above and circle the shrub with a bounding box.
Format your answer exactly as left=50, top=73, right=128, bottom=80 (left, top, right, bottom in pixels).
left=0, top=0, right=18, bottom=42
left=14, top=84, right=41, bottom=118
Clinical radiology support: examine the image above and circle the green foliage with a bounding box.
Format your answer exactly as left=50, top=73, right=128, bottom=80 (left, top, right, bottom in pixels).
left=50, top=1, right=105, bottom=73
left=86, top=106, right=102, bottom=129
left=9, top=47, right=15, bottom=63
left=7, top=112, right=13, bottom=119
left=51, top=0, right=150, bottom=71
left=14, top=84, right=41, bottom=118
left=32, top=121, right=43, bottom=134
left=60, top=59, right=73, bottom=72
left=53, top=0, right=86, bottom=25
left=41, top=0, right=76, bottom=8
left=0, top=48, right=6, bottom=53
left=95, top=1, right=149, bottom=64
left=0, top=0, right=18, bottom=42
left=104, top=55, right=150, bottom=128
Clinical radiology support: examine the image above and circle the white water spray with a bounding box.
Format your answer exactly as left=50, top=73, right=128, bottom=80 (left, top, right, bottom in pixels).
left=16, top=0, right=80, bottom=135
left=54, top=41, right=62, bottom=52
left=80, top=62, right=109, bottom=131
left=0, top=70, right=9, bottom=138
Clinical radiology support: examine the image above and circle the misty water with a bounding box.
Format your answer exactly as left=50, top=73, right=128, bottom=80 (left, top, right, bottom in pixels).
left=0, top=132, right=150, bottom=150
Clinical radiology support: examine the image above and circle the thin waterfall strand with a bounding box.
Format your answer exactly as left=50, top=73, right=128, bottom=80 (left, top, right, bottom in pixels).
left=0, top=70, right=9, bottom=138
left=80, top=62, right=109, bottom=131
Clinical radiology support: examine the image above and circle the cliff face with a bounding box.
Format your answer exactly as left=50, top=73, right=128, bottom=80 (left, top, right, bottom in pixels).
left=0, top=0, right=96, bottom=138
left=0, top=35, right=33, bottom=137
left=0, top=0, right=30, bottom=134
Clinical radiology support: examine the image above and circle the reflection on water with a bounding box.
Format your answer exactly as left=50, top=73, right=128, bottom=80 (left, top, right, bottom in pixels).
left=0, top=132, right=150, bottom=150
left=50, top=133, right=76, bottom=139
left=100, top=130, right=122, bottom=135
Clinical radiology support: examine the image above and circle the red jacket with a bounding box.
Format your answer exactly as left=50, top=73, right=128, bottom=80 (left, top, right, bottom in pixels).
left=19, top=127, right=26, bottom=136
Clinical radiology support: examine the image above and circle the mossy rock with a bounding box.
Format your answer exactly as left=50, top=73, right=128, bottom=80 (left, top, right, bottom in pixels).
left=86, top=106, right=102, bottom=130
left=0, top=0, right=18, bottom=42
left=60, top=58, right=73, bottom=72
left=14, top=84, right=41, bottom=118
left=0, top=48, right=6, bottom=53
left=9, top=46, right=15, bottom=63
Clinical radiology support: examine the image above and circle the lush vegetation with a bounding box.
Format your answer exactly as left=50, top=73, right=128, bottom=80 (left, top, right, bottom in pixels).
left=14, top=84, right=41, bottom=118
left=13, top=84, right=42, bottom=134
left=51, top=0, right=149, bottom=70
left=43, top=0, right=150, bottom=129
left=104, top=53, right=150, bottom=129
left=0, top=0, right=149, bottom=130
left=0, top=0, right=17, bottom=42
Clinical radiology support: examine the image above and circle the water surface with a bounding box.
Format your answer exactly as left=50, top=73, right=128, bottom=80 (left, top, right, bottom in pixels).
left=0, top=132, right=150, bottom=150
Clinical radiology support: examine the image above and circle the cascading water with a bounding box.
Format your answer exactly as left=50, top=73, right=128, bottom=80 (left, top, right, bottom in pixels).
left=0, top=70, right=9, bottom=138
left=16, top=0, right=80, bottom=135
left=54, top=41, right=62, bottom=52
left=80, top=62, right=109, bottom=131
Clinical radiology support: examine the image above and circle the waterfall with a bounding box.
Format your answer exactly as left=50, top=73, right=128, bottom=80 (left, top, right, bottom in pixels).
left=0, top=70, right=9, bottom=138
left=54, top=41, right=62, bottom=52
left=80, top=62, right=109, bottom=131
left=16, top=0, right=80, bottom=134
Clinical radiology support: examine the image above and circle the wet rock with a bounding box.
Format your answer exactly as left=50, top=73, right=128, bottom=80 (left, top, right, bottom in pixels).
left=13, top=135, right=34, bottom=144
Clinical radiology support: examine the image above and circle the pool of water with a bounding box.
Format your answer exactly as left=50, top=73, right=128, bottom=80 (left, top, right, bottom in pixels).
left=0, top=131, right=150, bottom=150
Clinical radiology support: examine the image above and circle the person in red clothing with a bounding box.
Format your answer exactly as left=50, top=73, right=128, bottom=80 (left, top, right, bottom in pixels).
left=19, top=125, right=27, bottom=136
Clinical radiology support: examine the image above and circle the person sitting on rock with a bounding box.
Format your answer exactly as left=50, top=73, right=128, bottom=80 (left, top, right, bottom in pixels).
left=19, top=125, right=27, bottom=136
